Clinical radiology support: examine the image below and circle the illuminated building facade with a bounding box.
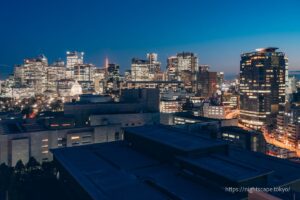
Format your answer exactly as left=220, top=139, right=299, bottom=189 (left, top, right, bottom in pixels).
left=197, top=65, right=217, bottom=97
left=131, top=58, right=150, bottom=81
left=14, top=55, right=48, bottom=94
left=131, top=53, right=161, bottom=81
left=147, top=53, right=161, bottom=79
left=202, top=102, right=225, bottom=119
left=46, top=61, right=66, bottom=91
left=73, top=64, right=95, bottom=82
left=177, top=52, right=198, bottom=72
left=160, top=99, right=182, bottom=113
left=222, top=93, right=239, bottom=109
left=66, top=51, right=84, bottom=78
left=239, top=47, right=288, bottom=130
left=166, top=52, right=198, bottom=92
left=166, top=56, right=178, bottom=81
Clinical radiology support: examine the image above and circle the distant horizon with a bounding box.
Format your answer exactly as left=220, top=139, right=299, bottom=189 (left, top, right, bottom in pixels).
left=2, top=49, right=300, bottom=81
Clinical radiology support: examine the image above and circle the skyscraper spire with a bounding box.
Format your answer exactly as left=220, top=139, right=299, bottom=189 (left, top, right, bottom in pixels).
left=104, top=56, right=109, bottom=77
left=105, top=57, right=109, bottom=69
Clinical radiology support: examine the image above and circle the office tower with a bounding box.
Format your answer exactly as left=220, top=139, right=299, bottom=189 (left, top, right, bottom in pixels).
left=285, top=103, right=300, bottom=147
left=73, top=64, right=95, bottom=82
left=14, top=55, right=48, bottom=94
left=131, top=58, right=149, bottom=81
left=105, top=63, right=121, bottom=93
left=217, top=72, right=224, bottom=88
left=147, top=53, right=161, bottom=79
left=107, top=63, right=120, bottom=81
left=66, top=51, right=84, bottom=78
left=46, top=60, right=66, bottom=91
left=93, top=68, right=106, bottom=94
left=177, top=52, right=198, bottom=72
left=166, top=52, right=198, bottom=92
left=166, top=52, right=198, bottom=78
left=239, top=47, right=288, bottom=130
left=166, top=56, right=178, bottom=81
left=66, top=51, right=84, bottom=69
left=131, top=53, right=161, bottom=81
left=197, top=65, right=217, bottom=98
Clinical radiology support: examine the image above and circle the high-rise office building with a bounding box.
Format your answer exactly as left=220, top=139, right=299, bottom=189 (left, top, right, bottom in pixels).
left=46, top=60, right=66, bottom=91
left=217, top=72, right=224, bottom=88
left=73, top=64, right=95, bottom=82
left=197, top=65, right=217, bottom=97
left=14, top=55, right=48, bottom=94
left=239, top=47, right=288, bottom=130
left=166, top=52, right=198, bottom=78
left=177, top=52, right=198, bottom=72
left=166, top=56, right=178, bottom=81
left=166, top=52, right=198, bottom=92
left=107, top=63, right=120, bottom=81
left=147, top=53, right=161, bottom=80
left=131, top=53, right=161, bottom=81
left=66, top=51, right=84, bottom=78
left=105, top=63, right=121, bottom=93
left=131, top=58, right=149, bottom=81
left=66, top=51, right=84, bottom=69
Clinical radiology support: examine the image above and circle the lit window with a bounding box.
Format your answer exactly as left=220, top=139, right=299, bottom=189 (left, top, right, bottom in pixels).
left=71, top=136, right=80, bottom=140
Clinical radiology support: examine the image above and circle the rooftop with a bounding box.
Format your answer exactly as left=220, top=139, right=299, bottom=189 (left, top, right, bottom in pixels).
left=52, top=125, right=300, bottom=200
left=255, top=47, right=278, bottom=52
left=52, top=142, right=238, bottom=200
left=174, top=112, right=228, bottom=122
left=125, top=125, right=226, bottom=153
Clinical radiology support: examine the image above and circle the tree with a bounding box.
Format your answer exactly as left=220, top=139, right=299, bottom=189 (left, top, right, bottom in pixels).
left=50, top=100, right=63, bottom=111
left=26, top=157, right=40, bottom=171
left=14, top=160, right=25, bottom=174
left=0, top=163, right=13, bottom=192
left=21, top=106, right=33, bottom=118
left=41, top=161, right=55, bottom=175
left=0, top=159, right=70, bottom=200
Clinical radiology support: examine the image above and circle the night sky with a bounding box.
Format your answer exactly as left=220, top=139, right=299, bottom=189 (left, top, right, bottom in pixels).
left=1, top=0, right=300, bottom=78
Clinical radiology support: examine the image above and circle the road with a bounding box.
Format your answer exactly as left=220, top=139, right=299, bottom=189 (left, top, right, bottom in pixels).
left=238, top=122, right=300, bottom=157
left=263, top=132, right=300, bottom=157
left=225, top=109, right=239, bottom=119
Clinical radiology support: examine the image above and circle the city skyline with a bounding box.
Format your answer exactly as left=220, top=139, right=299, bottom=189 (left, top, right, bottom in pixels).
left=1, top=0, right=300, bottom=78
left=2, top=1, right=300, bottom=198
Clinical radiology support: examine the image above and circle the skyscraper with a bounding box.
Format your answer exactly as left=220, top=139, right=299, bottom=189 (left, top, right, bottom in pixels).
left=166, top=52, right=198, bottom=92
left=166, top=56, right=178, bottom=81
left=147, top=53, right=161, bottom=79
left=177, top=52, right=198, bottom=72
left=166, top=52, right=198, bottom=79
left=131, top=58, right=149, bottom=81
left=197, top=65, right=217, bottom=98
left=14, top=55, right=48, bottom=93
left=131, top=53, right=161, bottom=81
left=66, top=51, right=84, bottom=78
left=239, top=47, right=288, bottom=130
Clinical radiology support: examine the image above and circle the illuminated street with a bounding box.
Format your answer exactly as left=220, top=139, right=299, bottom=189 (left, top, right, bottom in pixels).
left=263, top=131, right=300, bottom=157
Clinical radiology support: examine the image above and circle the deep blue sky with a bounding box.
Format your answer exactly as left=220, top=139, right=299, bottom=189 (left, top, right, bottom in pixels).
left=1, top=0, right=300, bottom=79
